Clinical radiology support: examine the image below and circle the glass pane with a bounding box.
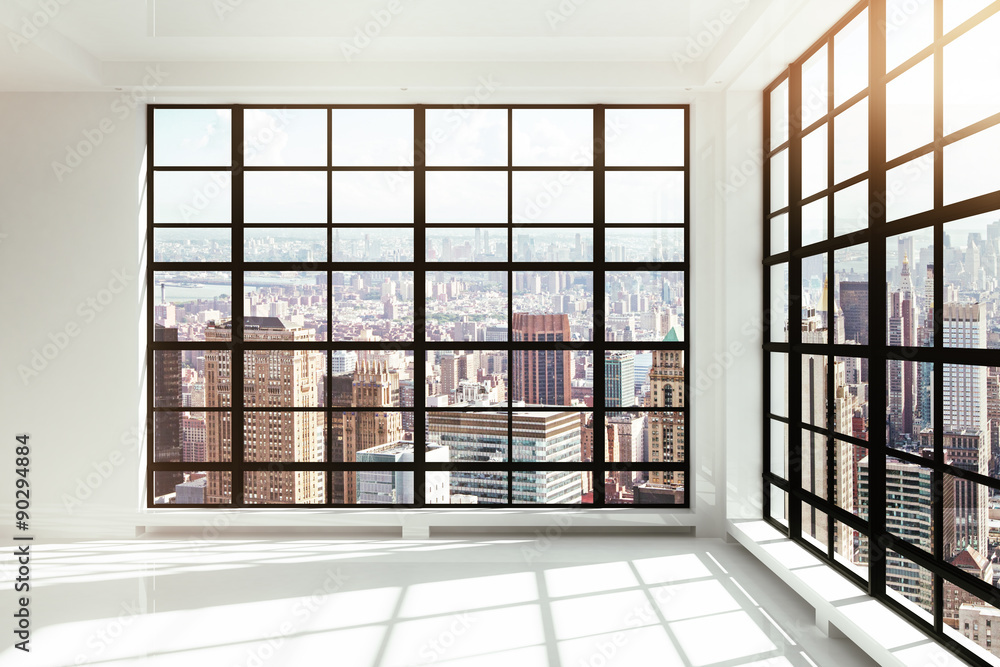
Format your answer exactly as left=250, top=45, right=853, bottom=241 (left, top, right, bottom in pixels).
left=427, top=227, right=505, bottom=262
left=244, top=171, right=326, bottom=224
left=154, top=348, right=231, bottom=409
left=887, top=57, right=934, bottom=160
left=514, top=471, right=586, bottom=504
left=834, top=181, right=868, bottom=236
left=802, top=254, right=828, bottom=344
left=882, top=458, right=934, bottom=551
left=332, top=171, right=413, bottom=224
left=513, top=108, right=592, bottom=166
left=944, top=9, right=1000, bottom=135
left=803, top=197, right=828, bottom=246
left=942, top=365, right=991, bottom=479
left=604, top=350, right=684, bottom=409
left=513, top=271, right=593, bottom=341
left=834, top=520, right=868, bottom=580
left=943, top=473, right=993, bottom=559
left=327, top=350, right=412, bottom=408
left=945, top=122, right=1000, bottom=205
left=155, top=228, right=231, bottom=262
left=425, top=108, right=507, bottom=166
left=357, top=470, right=415, bottom=505
left=243, top=349, right=326, bottom=407
left=156, top=472, right=231, bottom=505
left=511, top=345, right=580, bottom=407
left=425, top=470, right=508, bottom=505
left=770, top=420, right=789, bottom=478
left=835, top=357, right=870, bottom=436
left=513, top=411, right=585, bottom=464
left=802, top=502, right=829, bottom=551
left=604, top=108, right=685, bottom=166
left=605, top=172, right=684, bottom=224
left=771, top=485, right=789, bottom=526
left=886, top=0, right=934, bottom=72
left=243, top=108, right=327, bottom=166
left=886, top=227, right=933, bottom=348
left=770, top=263, right=789, bottom=343
left=244, top=228, right=326, bottom=262
left=426, top=171, right=507, bottom=223
left=513, top=171, right=592, bottom=224
left=153, top=271, right=232, bottom=341
left=331, top=410, right=409, bottom=470
left=944, top=0, right=996, bottom=34
left=834, top=243, right=869, bottom=345
left=834, top=98, right=867, bottom=184
left=801, top=123, right=828, bottom=199
left=331, top=271, right=414, bottom=342
left=244, top=411, right=326, bottom=462
left=944, top=211, right=1000, bottom=347
left=427, top=411, right=508, bottom=462
left=153, top=171, right=231, bottom=224
left=802, top=355, right=828, bottom=428
left=426, top=350, right=507, bottom=407
left=244, top=271, right=327, bottom=341
left=168, top=411, right=233, bottom=463
left=801, top=45, right=829, bottom=129
left=244, top=471, right=324, bottom=504
left=834, top=9, right=869, bottom=107
left=943, top=590, right=1000, bottom=666
left=605, top=271, right=684, bottom=341
left=332, top=109, right=412, bottom=166
left=771, top=352, right=788, bottom=418
left=770, top=149, right=789, bottom=213
left=517, top=228, right=594, bottom=262
left=832, top=438, right=866, bottom=514
left=886, top=549, right=935, bottom=622
left=770, top=213, right=789, bottom=254
left=886, top=153, right=934, bottom=222
left=425, top=271, right=508, bottom=342
left=770, top=79, right=789, bottom=150
left=608, top=471, right=685, bottom=505
left=154, top=109, right=231, bottom=166
left=605, top=227, right=682, bottom=263
left=331, top=228, right=412, bottom=262
left=887, top=360, right=935, bottom=457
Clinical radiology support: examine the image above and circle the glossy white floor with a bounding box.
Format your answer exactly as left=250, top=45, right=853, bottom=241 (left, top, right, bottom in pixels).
left=1, top=534, right=881, bottom=667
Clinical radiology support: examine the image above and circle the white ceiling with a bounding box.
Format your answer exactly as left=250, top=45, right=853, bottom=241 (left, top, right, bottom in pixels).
left=0, top=0, right=850, bottom=97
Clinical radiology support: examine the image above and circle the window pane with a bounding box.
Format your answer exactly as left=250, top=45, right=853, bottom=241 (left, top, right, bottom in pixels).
left=944, top=595, right=1000, bottom=665
left=155, top=228, right=231, bottom=262
left=514, top=470, right=586, bottom=504
left=513, top=171, right=593, bottom=224
left=327, top=350, right=412, bottom=408
left=332, top=410, right=411, bottom=464
left=156, top=472, right=231, bottom=505
left=517, top=228, right=593, bottom=262
left=153, top=171, right=231, bottom=224
left=243, top=108, right=327, bottom=166
left=770, top=420, right=789, bottom=478
left=427, top=411, right=509, bottom=464
left=832, top=438, right=866, bottom=514
left=944, top=0, right=996, bottom=34
left=771, top=352, right=788, bottom=418
left=178, top=411, right=231, bottom=464
left=802, top=197, right=828, bottom=246
left=887, top=56, right=934, bottom=160
left=771, top=485, right=789, bottom=526
left=331, top=271, right=414, bottom=342
left=801, top=45, right=829, bottom=129
left=834, top=181, right=868, bottom=237
left=425, top=108, right=507, bottom=166
left=427, top=227, right=505, bottom=262
left=426, top=350, right=508, bottom=407
left=886, top=227, right=933, bottom=348
left=244, top=471, right=325, bottom=504
left=244, top=228, right=326, bottom=262
left=608, top=471, right=685, bottom=505
left=944, top=211, right=1000, bottom=347
left=244, top=271, right=327, bottom=341
left=154, top=348, right=231, bottom=409
left=605, top=350, right=684, bottom=409
left=886, top=153, right=934, bottom=222
left=943, top=473, right=993, bottom=561
left=604, top=108, right=684, bottom=166
left=886, top=0, right=934, bottom=72
left=887, top=360, right=934, bottom=458
left=834, top=98, right=867, bottom=184
left=801, top=123, right=828, bottom=199
left=834, top=520, right=868, bottom=580
left=886, top=549, right=935, bottom=622
left=332, top=109, right=412, bottom=166
left=332, top=171, right=413, bottom=224
left=331, top=228, right=412, bottom=262
left=606, top=171, right=684, bottom=224
left=244, top=411, right=326, bottom=462
left=426, top=171, right=507, bottom=223
left=835, top=357, right=869, bottom=437
left=802, top=355, right=828, bottom=429
left=605, top=227, right=682, bottom=263
left=944, top=10, right=1000, bottom=135
left=802, top=254, right=828, bottom=344
left=605, top=271, right=684, bottom=341
left=802, top=501, right=829, bottom=551
left=245, top=171, right=326, bottom=224
left=834, top=9, right=869, bottom=107
left=513, top=271, right=593, bottom=341
left=154, top=271, right=232, bottom=341
left=770, top=149, right=789, bottom=213
left=425, top=271, right=508, bottom=342
left=512, top=345, right=586, bottom=407
left=945, top=122, right=1000, bottom=205
left=513, top=109, right=592, bottom=166
left=424, top=470, right=508, bottom=505
left=770, top=79, right=789, bottom=150
left=834, top=243, right=869, bottom=345
left=243, top=349, right=326, bottom=407
left=770, top=213, right=789, bottom=255
left=154, top=109, right=231, bottom=166
left=356, top=469, right=415, bottom=505
left=513, top=411, right=584, bottom=464
left=882, top=458, right=934, bottom=551
left=770, top=263, right=789, bottom=343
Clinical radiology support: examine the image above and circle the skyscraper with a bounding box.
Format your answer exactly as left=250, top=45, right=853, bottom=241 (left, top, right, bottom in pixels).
left=888, top=255, right=918, bottom=440
left=648, top=349, right=685, bottom=487
left=512, top=313, right=572, bottom=406
left=605, top=351, right=635, bottom=408
left=344, top=360, right=402, bottom=504
left=153, top=324, right=183, bottom=497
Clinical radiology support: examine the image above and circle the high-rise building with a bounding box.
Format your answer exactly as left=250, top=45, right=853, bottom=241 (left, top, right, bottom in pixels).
left=888, top=255, right=918, bottom=440
left=605, top=351, right=635, bottom=408
left=356, top=442, right=450, bottom=504
left=512, top=313, right=572, bottom=406
left=839, top=281, right=869, bottom=346
left=153, top=324, right=183, bottom=497
left=344, top=360, right=402, bottom=504
left=204, top=317, right=325, bottom=504
left=648, top=349, right=685, bottom=488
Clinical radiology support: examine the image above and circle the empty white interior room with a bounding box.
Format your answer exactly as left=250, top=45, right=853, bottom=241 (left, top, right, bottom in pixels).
left=2, top=1, right=999, bottom=665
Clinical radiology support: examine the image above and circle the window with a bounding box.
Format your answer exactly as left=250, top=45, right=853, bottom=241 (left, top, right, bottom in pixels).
left=764, top=2, right=1000, bottom=665
left=150, top=105, right=689, bottom=507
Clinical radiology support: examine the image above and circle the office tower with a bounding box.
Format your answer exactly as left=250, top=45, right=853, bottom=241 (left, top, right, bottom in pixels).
left=181, top=414, right=206, bottom=463
left=356, top=442, right=450, bottom=504
left=859, top=455, right=934, bottom=613
left=605, top=351, right=636, bottom=408
left=204, top=317, right=325, bottom=504
left=840, top=281, right=869, bottom=345
left=344, top=360, right=402, bottom=504
left=153, top=324, right=183, bottom=498
left=647, top=349, right=685, bottom=488
left=427, top=411, right=508, bottom=503
left=512, top=313, right=572, bottom=406
left=888, top=255, right=918, bottom=440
